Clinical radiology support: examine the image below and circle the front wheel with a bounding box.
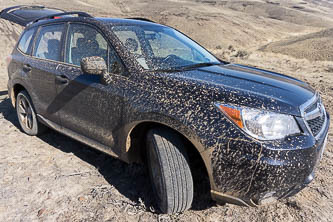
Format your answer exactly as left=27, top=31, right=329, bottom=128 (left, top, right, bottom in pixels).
left=16, top=90, right=46, bottom=136
left=146, top=128, right=194, bottom=214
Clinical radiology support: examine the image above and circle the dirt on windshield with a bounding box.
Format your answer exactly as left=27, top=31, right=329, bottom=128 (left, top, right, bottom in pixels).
left=0, top=0, right=332, bottom=221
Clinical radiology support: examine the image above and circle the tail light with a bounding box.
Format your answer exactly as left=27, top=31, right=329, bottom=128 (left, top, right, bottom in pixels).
left=6, top=55, right=12, bottom=66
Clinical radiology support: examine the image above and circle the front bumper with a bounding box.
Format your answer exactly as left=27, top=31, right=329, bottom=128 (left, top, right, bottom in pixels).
left=210, top=113, right=330, bottom=206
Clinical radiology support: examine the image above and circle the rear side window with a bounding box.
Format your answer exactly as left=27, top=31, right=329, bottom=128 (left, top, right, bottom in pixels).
left=33, top=24, right=64, bottom=61
left=17, top=28, right=35, bottom=54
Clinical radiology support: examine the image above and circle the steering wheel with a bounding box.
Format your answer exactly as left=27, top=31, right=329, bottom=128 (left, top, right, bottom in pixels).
left=162, top=54, right=179, bottom=63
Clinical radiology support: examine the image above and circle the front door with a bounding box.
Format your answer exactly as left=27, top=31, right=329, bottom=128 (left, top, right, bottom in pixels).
left=49, top=23, right=125, bottom=153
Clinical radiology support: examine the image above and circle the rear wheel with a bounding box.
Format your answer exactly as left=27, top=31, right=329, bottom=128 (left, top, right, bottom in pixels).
left=146, top=128, right=194, bottom=214
left=16, top=90, right=46, bottom=136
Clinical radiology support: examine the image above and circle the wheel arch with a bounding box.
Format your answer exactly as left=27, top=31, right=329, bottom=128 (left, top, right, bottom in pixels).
left=11, top=83, right=27, bottom=107
left=124, top=120, right=211, bottom=190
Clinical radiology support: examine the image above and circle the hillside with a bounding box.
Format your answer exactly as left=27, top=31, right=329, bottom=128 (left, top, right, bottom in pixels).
left=261, top=28, right=333, bottom=61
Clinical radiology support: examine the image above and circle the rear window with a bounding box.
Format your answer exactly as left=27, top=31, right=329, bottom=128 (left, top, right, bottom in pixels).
left=17, top=28, right=35, bottom=54
left=33, top=24, right=64, bottom=61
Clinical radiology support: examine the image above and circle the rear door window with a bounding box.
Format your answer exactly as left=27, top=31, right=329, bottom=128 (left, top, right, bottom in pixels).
left=33, top=24, right=64, bottom=61
left=17, top=28, right=36, bottom=54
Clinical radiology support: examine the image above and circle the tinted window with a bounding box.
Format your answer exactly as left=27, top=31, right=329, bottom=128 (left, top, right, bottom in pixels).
left=147, top=31, right=191, bottom=60
left=112, top=28, right=147, bottom=68
left=65, top=24, right=123, bottom=74
left=111, top=25, right=220, bottom=71
left=33, top=24, right=64, bottom=61
left=17, top=28, right=35, bottom=54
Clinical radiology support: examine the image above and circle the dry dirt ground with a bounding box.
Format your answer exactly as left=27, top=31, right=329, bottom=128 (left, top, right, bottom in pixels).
left=0, top=0, right=333, bottom=221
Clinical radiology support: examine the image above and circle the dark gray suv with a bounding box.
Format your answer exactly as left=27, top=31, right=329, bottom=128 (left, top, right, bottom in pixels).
left=1, top=5, right=330, bottom=214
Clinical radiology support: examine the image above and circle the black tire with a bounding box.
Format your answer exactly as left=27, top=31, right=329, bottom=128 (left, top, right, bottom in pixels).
left=146, top=128, right=194, bottom=214
left=16, top=90, right=46, bottom=136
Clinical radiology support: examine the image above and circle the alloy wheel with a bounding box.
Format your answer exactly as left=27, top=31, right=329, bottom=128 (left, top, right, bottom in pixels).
left=17, top=95, right=33, bottom=129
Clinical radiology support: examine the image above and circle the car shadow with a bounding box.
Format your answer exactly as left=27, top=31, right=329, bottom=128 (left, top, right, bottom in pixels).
left=0, top=91, right=20, bottom=127
left=0, top=94, right=215, bottom=212
left=38, top=130, right=157, bottom=211
left=0, top=90, right=8, bottom=96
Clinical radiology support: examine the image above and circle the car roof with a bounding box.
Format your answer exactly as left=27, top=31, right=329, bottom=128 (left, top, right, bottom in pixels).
left=95, top=17, right=162, bottom=26
left=1, top=5, right=164, bottom=28
left=24, top=16, right=165, bottom=31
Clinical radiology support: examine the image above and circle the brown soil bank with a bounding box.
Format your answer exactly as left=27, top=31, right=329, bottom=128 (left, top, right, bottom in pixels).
left=261, top=28, right=333, bottom=61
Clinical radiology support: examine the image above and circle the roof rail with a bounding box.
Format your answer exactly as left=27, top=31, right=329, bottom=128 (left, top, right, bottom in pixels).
left=31, top=11, right=93, bottom=24
left=127, top=17, right=155, bottom=23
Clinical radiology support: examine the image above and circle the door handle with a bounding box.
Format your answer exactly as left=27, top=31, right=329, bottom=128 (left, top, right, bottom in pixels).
left=55, top=75, right=69, bottom=85
left=23, top=64, right=32, bottom=72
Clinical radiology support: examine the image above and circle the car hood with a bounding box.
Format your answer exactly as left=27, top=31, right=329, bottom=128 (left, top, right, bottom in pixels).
left=175, top=63, right=315, bottom=116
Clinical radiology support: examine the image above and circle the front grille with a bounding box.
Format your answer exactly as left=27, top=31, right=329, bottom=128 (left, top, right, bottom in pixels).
left=307, top=115, right=325, bottom=136
left=303, top=97, right=326, bottom=137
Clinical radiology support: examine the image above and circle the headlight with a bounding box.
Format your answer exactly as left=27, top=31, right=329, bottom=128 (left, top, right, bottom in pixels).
left=216, top=104, right=301, bottom=140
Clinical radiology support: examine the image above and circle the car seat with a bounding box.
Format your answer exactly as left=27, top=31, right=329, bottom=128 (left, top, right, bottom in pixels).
left=45, top=39, right=60, bottom=61
left=124, top=37, right=148, bottom=68
left=125, top=38, right=138, bottom=53
left=72, top=38, right=102, bottom=66
left=71, top=37, right=85, bottom=65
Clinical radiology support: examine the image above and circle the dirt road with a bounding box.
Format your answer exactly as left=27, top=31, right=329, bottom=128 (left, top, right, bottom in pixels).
left=0, top=0, right=332, bottom=221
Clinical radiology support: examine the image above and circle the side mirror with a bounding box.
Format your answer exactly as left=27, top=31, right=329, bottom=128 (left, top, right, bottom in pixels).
left=80, top=56, right=107, bottom=75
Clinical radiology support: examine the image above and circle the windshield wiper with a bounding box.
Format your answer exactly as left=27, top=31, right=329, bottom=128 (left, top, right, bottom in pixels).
left=149, top=68, right=184, bottom=73
left=149, top=62, right=224, bottom=73
left=151, top=62, right=222, bottom=73
left=178, top=62, right=222, bottom=70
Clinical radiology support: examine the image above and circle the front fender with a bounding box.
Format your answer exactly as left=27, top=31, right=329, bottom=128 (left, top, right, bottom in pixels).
left=124, top=111, right=206, bottom=152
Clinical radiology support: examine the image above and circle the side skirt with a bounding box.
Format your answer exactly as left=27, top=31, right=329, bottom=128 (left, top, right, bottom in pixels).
left=37, top=114, right=120, bottom=159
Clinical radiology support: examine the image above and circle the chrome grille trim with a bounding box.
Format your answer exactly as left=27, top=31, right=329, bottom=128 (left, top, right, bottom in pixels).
left=305, top=105, right=323, bottom=120
left=304, top=102, right=317, bottom=114
left=300, top=93, right=318, bottom=118
left=299, top=93, right=327, bottom=139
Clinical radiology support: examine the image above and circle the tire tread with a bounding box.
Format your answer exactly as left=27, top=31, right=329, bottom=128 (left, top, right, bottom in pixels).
left=147, top=128, right=193, bottom=213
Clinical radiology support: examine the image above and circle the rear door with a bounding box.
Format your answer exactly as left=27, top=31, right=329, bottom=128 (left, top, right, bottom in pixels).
left=0, top=5, right=64, bottom=26
left=28, top=23, right=65, bottom=124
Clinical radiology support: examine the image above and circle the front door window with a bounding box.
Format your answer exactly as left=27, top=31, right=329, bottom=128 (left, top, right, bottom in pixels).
left=65, top=23, right=123, bottom=74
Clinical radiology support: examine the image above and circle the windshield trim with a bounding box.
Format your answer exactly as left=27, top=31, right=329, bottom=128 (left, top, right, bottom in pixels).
left=109, top=24, right=224, bottom=72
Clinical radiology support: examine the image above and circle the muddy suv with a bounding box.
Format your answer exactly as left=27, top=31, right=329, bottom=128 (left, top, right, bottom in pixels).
left=1, top=5, right=330, bottom=214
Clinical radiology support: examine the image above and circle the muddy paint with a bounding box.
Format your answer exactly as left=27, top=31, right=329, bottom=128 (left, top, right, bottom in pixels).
left=6, top=16, right=330, bottom=206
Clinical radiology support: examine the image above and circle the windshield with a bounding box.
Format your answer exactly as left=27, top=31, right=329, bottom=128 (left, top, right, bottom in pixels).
left=111, top=24, right=221, bottom=71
